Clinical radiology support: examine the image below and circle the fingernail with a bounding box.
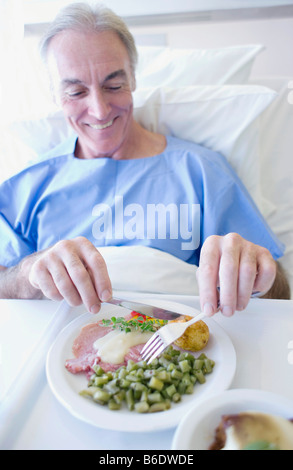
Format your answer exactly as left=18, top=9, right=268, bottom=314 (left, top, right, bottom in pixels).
left=222, top=306, right=233, bottom=317
left=101, top=289, right=112, bottom=302
left=90, top=304, right=100, bottom=314
left=203, top=303, right=214, bottom=317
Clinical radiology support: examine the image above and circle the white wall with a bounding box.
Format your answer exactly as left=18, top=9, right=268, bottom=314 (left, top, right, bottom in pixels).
left=22, top=0, right=293, bottom=23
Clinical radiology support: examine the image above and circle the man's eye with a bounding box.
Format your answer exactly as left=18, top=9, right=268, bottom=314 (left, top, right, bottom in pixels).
left=66, top=90, right=85, bottom=98
left=106, top=85, right=122, bottom=91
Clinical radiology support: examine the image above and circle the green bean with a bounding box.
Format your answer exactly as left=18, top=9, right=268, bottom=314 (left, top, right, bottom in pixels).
left=156, top=370, right=171, bottom=382
left=194, top=359, right=204, bottom=370
left=125, top=373, right=141, bottom=383
left=108, top=399, right=121, bottom=410
left=148, top=376, right=164, bottom=391
left=93, top=389, right=111, bottom=403
left=187, top=383, right=196, bottom=394
left=171, top=368, right=183, bottom=380
left=117, top=368, right=128, bottom=379
left=147, top=391, right=163, bottom=403
left=164, top=384, right=177, bottom=398
left=172, top=392, right=181, bottom=403
left=119, top=379, right=131, bottom=388
left=179, top=359, right=191, bottom=373
left=104, top=380, right=120, bottom=395
left=113, top=390, right=125, bottom=404
left=79, top=345, right=215, bottom=413
left=134, top=401, right=149, bottom=413
left=79, top=386, right=99, bottom=398
left=178, top=382, right=187, bottom=395
left=158, top=356, right=171, bottom=368
left=93, top=376, right=109, bottom=386
left=126, top=388, right=134, bottom=410
left=130, top=382, right=147, bottom=392
left=194, top=369, right=206, bottom=384
left=92, top=365, right=104, bottom=376
left=149, top=402, right=170, bottom=413
left=204, top=358, right=214, bottom=373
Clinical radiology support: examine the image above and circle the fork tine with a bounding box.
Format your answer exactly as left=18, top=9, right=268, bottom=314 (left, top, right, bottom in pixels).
left=141, top=336, right=163, bottom=361
left=140, top=333, right=160, bottom=355
left=142, top=340, right=163, bottom=363
left=141, top=311, right=208, bottom=364
left=146, top=343, right=166, bottom=364
left=142, top=342, right=163, bottom=363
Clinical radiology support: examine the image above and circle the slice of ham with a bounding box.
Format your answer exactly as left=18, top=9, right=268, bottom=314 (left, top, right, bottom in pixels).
left=65, top=322, right=112, bottom=374
left=65, top=315, right=145, bottom=375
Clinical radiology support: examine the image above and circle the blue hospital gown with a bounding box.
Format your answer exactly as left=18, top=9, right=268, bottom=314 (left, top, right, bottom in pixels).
left=0, top=135, right=284, bottom=268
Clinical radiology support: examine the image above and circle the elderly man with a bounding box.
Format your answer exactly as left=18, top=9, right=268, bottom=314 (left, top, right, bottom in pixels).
left=0, top=2, right=290, bottom=317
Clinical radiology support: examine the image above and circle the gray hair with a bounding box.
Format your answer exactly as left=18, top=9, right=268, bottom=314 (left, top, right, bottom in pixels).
left=39, top=2, right=138, bottom=76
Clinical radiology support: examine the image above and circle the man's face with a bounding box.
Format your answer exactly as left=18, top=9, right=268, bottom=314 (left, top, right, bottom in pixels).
left=47, top=29, right=135, bottom=159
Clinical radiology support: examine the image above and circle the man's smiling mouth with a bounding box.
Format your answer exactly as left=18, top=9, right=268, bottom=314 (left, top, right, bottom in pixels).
left=87, top=119, right=114, bottom=130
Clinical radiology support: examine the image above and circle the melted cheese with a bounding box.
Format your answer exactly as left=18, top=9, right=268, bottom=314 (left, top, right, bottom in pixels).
left=93, top=329, right=153, bottom=364
left=222, top=412, right=293, bottom=450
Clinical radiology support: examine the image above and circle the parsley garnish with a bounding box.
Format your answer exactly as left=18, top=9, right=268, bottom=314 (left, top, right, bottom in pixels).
left=101, top=316, right=166, bottom=333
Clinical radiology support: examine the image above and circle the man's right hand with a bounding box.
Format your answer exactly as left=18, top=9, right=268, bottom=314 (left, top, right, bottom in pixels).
left=22, top=236, right=112, bottom=313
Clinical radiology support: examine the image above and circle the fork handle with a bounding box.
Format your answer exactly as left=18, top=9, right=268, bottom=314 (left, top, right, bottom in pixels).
left=184, top=312, right=207, bottom=327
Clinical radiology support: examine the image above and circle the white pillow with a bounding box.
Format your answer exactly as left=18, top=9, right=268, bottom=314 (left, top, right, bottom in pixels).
left=9, top=111, right=74, bottom=158
left=136, top=44, right=264, bottom=88
left=9, top=84, right=276, bottom=212
left=132, top=85, right=276, bottom=211
left=253, top=78, right=293, bottom=297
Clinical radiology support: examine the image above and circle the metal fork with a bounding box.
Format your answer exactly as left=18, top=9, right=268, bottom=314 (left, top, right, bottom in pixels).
left=140, top=311, right=207, bottom=364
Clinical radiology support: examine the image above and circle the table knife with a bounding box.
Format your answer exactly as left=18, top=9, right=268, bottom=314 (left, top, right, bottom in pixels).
left=106, top=297, right=201, bottom=321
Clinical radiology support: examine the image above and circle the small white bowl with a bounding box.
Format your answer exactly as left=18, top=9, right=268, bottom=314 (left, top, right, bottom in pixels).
left=172, top=388, right=293, bottom=450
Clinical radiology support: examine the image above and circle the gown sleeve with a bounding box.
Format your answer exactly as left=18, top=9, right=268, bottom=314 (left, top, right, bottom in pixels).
left=0, top=171, right=38, bottom=267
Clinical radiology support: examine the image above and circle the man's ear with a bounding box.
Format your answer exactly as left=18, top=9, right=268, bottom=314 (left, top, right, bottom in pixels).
left=131, top=73, right=136, bottom=93
left=49, top=80, right=61, bottom=107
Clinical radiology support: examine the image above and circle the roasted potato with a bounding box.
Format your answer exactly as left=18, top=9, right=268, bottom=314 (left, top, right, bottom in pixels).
left=173, top=315, right=209, bottom=352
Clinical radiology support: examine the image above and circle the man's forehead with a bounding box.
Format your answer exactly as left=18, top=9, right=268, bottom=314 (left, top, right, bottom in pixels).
left=47, top=29, right=131, bottom=82
left=47, top=31, right=132, bottom=88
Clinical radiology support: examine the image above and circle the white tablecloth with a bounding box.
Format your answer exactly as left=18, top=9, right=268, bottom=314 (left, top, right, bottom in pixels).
left=0, top=294, right=292, bottom=450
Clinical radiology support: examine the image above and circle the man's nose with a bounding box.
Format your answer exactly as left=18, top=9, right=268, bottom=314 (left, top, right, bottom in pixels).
left=87, top=88, right=111, bottom=120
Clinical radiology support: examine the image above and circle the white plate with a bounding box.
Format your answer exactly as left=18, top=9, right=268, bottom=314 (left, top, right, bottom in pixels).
left=46, top=301, right=236, bottom=432
left=172, top=388, right=293, bottom=450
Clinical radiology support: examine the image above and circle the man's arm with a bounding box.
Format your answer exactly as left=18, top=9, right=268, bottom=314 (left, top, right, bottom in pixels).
left=0, top=237, right=112, bottom=313
left=0, top=261, right=45, bottom=299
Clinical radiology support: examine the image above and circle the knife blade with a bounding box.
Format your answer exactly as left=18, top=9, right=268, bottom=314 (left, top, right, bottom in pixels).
left=106, top=297, right=199, bottom=321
